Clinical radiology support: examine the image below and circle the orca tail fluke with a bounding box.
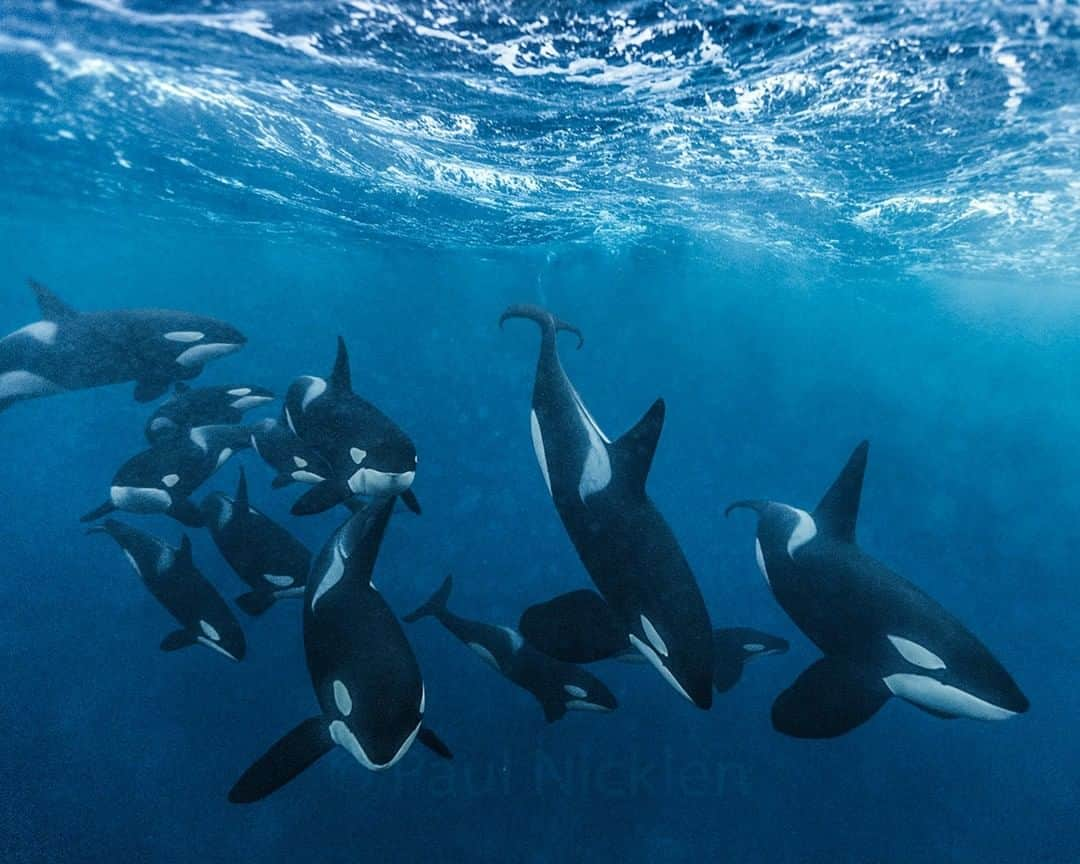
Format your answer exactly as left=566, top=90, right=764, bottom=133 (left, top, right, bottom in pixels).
left=403, top=575, right=453, bottom=623
left=499, top=304, right=583, bottom=349
left=80, top=501, right=117, bottom=524
left=236, top=591, right=276, bottom=617
left=228, top=717, right=334, bottom=804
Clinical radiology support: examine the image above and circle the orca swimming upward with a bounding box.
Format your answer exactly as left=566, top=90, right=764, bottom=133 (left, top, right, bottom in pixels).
left=726, top=441, right=1029, bottom=738
left=89, top=519, right=245, bottom=662
left=0, top=280, right=246, bottom=412
left=405, top=576, right=617, bottom=723
left=250, top=418, right=334, bottom=489
left=500, top=304, right=714, bottom=709
left=281, top=337, right=421, bottom=517
left=201, top=468, right=311, bottom=616
left=518, top=589, right=788, bottom=695
left=81, top=424, right=250, bottom=527
left=228, top=498, right=451, bottom=803
left=146, top=382, right=273, bottom=442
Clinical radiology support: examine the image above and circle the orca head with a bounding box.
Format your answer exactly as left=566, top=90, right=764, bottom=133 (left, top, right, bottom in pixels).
left=224, top=384, right=274, bottom=412
left=161, top=316, right=246, bottom=368
left=726, top=628, right=790, bottom=662
left=91, top=519, right=167, bottom=579
left=345, top=437, right=418, bottom=498
left=110, top=451, right=181, bottom=514
left=725, top=499, right=818, bottom=586
left=322, top=676, right=423, bottom=772
left=195, top=613, right=247, bottom=662
left=561, top=672, right=617, bottom=714
left=628, top=611, right=714, bottom=709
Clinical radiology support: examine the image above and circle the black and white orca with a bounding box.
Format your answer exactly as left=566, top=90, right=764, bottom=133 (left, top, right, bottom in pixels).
left=281, top=337, right=421, bottom=516
left=228, top=497, right=451, bottom=804
left=146, top=383, right=273, bottom=442
left=249, top=417, right=334, bottom=489
left=201, top=468, right=311, bottom=616
left=518, top=589, right=788, bottom=694
left=0, top=280, right=246, bottom=412
left=500, top=304, right=714, bottom=709
left=405, top=576, right=617, bottom=723
left=81, top=424, right=250, bottom=527
left=89, top=519, right=245, bottom=661
left=726, top=440, right=1029, bottom=737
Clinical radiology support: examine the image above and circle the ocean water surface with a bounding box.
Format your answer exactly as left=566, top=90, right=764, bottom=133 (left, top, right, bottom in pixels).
left=1, top=2, right=1079, bottom=863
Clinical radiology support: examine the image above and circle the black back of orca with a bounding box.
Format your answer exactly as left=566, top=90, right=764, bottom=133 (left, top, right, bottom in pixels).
left=0, top=280, right=246, bottom=411
left=229, top=497, right=450, bottom=803
left=146, top=383, right=273, bottom=442
left=201, top=469, right=311, bottom=616
left=250, top=417, right=334, bottom=488
left=405, top=576, right=617, bottom=723
left=281, top=338, right=418, bottom=515
left=501, top=304, right=713, bottom=709
left=727, top=441, right=1029, bottom=737
left=89, top=519, right=245, bottom=661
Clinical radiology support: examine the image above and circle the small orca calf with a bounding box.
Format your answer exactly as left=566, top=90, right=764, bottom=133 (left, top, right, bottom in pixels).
left=0, top=279, right=246, bottom=412
left=81, top=424, right=250, bottom=527
left=405, top=576, right=617, bottom=723
left=228, top=497, right=451, bottom=804
left=282, top=337, right=421, bottom=516
left=89, top=519, right=245, bottom=661
left=501, top=304, right=714, bottom=709
left=146, top=382, right=273, bottom=442
left=518, top=589, right=788, bottom=694
left=726, top=441, right=1029, bottom=737
left=201, top=468, right=311, bottom=616
left=250, top=417, right=334, bottom=489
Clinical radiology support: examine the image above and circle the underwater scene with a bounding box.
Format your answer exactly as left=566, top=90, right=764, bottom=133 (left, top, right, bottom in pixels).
left=1, top=2, right=1078, bottom=862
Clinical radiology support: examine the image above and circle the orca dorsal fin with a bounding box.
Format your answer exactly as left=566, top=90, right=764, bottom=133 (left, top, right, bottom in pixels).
left=813, top=440, right=869, bottom=544
left=613, top=398, right=665, bottom=492
left=28, top=279, right=78, bottom=320
left=235, top=467, right=249, bottom=511
left=330, top=336, right=352, bottom=392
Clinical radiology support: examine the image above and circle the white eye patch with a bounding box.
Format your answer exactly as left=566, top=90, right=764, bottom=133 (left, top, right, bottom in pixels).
left=350, top=448, right=367, bottom=464
left=161, top=474, right=180, bottom=488
left=227, top=388, right=251, bottom=397
left=163, top=331, right=204, bottom=343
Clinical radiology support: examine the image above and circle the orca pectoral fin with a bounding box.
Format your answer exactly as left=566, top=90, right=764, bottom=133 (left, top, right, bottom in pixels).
left=235, top=591, right=276, bottom=617
left=400, top=489, right=422, bottom=516
left=228, top=717, right=333, bottom=804
left=418, top=728, right=453, bottom=760
left=518, top=589, right=629, bottom=664
left=160, top=629, right=197, bottom=652
left=291, top=481, right=349, bottom=516
left=168, top=498, right=205, bottom=528
left=542, top=700, right=568, bottom=724
left=134, top=377, right=171, bottom=403
left=271, top=474, right=294, bottom=489
left=80, top=501, right=117, bottom=524
left=771, top=657, right=890, bottom=739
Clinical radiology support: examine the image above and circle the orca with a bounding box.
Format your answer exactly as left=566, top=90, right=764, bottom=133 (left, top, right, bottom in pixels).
left=89, top=519, right=245, bottom=661
left=249, top=417, right=334, bottom=489
left=0, top=280, right=246, bottom=412
left=81, top=424, right=250, bottom=527
left=146, top=382, right=273, bottom=442
left=201, top=468, right=311, bottom=616
left=500, top=304, right=714, bottom=709
left=518, top=589, right=788, bottom=694
left=726, top=440, right=1030, bottom=737
left=281, top=337, right=421, bottom=517
left=228, top=497, right=451, bottom=803
left=405, top=576, right=617, bottom=723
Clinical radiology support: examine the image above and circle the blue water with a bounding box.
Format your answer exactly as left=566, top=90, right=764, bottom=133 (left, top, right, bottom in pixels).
left=2, top=2, right=1079, bottom=863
